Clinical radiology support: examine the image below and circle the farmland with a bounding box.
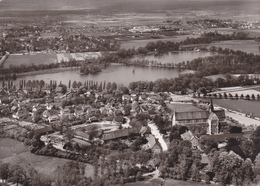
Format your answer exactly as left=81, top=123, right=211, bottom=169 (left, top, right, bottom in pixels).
left=212, top=99, right=260, bottom=118
left=3, top=52, right=102, bottom=68
left=206, top=85, right=260, bottom=118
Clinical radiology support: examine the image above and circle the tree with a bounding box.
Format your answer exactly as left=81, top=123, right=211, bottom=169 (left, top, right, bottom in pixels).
left=169, top=126, right=181, bottom=141
left=240, top=158, right=254, bottom=185
left=78, top=81, right=82, bottom=88
left=0, top=163, right=10, bottom=182
left=88, top=126, right=99, bottom=141
left=39, top=80, right=45, bottom=88
left=106, top=82, right=112, bottom=91
left=123, top=104, right=131, bottom=116
left=121, top=86, right=129, bottom=94
left=64, top=128, right=74, bottom=143
left=111, top=82, right=117, bottom=91
left=254, top=153, right=260, bottom=183
left=29, top=168, right=52, bottom=186
left=68, top=80, right=71, bottom=89
left=10, top=165, right=26, bottom=186
left=229, top=126, right=242, bottom=133
left=251, top=126, right=260, bottom=155
left=200, top=135, right=218, bottom=154
left=72, top=81, right=78, bottom=89
left=59, top=84, right=67, bottom=95
left=213, top=151, right=244, bottom=185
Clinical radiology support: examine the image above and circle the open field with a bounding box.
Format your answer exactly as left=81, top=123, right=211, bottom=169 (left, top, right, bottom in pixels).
left=213, top=99, right=260, bottom=118
left=3, top=53, right=57, bottom=68
left=0, top=138, right=28, bottom=159
left=0, top=138, right=95, bottom=178
left=3, top=52, right=102, bottom=68
left=201, top=85, right=260, bottom=118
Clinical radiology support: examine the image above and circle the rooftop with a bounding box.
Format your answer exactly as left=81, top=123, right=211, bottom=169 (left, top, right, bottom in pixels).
left=175, top=111, right=209, bottom=120
left=167, top=103, right=204, bottom=113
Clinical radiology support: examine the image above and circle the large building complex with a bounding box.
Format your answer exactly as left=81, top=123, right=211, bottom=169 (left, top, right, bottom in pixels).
left=171, top=101, right=226, bottom=135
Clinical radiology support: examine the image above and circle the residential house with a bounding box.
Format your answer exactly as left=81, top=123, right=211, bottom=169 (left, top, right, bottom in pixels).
left=142, top=134, right=161, bottom=153
left=13, top=108, right=30, bottom=120
left=181, top=130, right=201, bottom=150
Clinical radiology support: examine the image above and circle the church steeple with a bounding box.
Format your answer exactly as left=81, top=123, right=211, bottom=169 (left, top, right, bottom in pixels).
left=209, top=98, right=214, bottom=113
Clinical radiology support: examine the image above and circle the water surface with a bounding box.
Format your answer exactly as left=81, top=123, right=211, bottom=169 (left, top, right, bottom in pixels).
left=15, top=64, right=192, bottom=86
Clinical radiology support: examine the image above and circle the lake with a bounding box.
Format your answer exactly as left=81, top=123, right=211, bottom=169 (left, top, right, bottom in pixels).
left=133, top=51, right=215, bottom=64
left=210, top=40, right=260, bottom=54
left=120, top=35, right=200, bottom=50
left=15, top=64, right=192, bottom=87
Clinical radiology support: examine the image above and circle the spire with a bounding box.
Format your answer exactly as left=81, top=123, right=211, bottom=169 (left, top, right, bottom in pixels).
left=209, top=98, right=214, bottom=113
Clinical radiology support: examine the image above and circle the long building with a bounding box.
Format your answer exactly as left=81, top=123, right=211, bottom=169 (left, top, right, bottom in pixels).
left=170, top=102, right=226, bottom=135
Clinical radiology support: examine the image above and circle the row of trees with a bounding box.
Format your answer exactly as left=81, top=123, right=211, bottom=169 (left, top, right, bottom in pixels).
left=127, top=72, right=258, bottom=95
left=182, top=47, right=260, bottom=75
left=197, top=92, right=260, bottom=101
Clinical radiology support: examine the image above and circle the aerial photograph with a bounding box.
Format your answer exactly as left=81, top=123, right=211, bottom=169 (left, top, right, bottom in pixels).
left=0, top=0, right=260, bottom=185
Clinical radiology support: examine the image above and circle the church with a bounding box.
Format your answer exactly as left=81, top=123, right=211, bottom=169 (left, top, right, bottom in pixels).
left=171, top=101, right=226, bottom=135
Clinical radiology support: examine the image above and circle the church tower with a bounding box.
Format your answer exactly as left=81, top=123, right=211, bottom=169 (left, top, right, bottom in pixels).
left=207, top=99, right=219, bottom=134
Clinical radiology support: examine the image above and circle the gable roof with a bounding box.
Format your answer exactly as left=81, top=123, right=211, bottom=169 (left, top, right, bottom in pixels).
left=208, top=112, right=219, bottom=121
left=175, top=111, right=209, bottom=121
left=214, top=110, right=226, bottom=118
left=147, top=134, right=157, bottom=148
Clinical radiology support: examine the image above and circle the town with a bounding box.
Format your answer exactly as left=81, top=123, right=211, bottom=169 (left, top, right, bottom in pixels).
left=1, top=76, right=260, bottom=185
left=1, top=0, right=260, bottom=186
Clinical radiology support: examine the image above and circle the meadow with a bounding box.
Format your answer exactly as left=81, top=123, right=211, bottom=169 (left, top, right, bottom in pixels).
left=0, top=138, right=95, bottom=178
left=213, top=99, right=260, bottom=118
left=3, top=53, right=57, bottom=68
left=3, top=52, right=101, bottom=68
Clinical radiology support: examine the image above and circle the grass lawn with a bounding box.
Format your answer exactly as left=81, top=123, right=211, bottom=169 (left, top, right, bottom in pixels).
left=0, top=138, right=28, bottom=159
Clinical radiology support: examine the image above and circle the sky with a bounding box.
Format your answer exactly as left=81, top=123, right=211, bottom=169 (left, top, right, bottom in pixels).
left=0, top=0, right=259, bottom=14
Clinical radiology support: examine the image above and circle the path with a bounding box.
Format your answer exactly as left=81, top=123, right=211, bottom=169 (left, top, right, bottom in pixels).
left=148, top=122, right=168, bottom=151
